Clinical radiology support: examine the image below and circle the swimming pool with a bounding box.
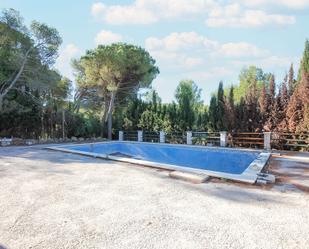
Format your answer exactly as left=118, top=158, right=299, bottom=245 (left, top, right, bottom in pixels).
left=47, top=141, right=270, bottom=184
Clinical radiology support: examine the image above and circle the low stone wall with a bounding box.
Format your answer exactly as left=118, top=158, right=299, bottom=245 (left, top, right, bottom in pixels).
left=0, top=137, right=107, bottom=146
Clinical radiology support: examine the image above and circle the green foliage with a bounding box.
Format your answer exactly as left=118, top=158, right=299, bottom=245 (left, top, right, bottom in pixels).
left=208, top=95, right=217, bottom=131
left=216, top=81, right=225, bottom=131
left=232, top=66, right=270, bottom=103
left=73, top=43, right=159, bottom=138
left=1, top=9, right=309, bottom=141
left=175, top=79, right=203, bottom=130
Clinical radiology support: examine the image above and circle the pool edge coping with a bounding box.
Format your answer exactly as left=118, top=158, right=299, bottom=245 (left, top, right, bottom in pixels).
left=45, top=141, right=271, bottom=184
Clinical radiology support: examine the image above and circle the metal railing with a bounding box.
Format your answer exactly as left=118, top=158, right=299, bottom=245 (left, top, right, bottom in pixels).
left=123, top=131, right=138, bottom=141
left=143, top=131, right=160, bottom=143
left=192, top=132, right=220, bottom=146
left=118, top=130, right=309, bottom=151
left=165, top=132, right=186, bottom=144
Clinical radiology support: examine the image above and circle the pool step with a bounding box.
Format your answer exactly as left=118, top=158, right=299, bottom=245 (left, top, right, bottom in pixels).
left=256, top=173, right=276, bottom=184
left=169, top=171, right=210, bottom=184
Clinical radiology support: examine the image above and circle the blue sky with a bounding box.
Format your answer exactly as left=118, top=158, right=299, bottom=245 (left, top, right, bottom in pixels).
left=1, top=0, right=308, bottom=103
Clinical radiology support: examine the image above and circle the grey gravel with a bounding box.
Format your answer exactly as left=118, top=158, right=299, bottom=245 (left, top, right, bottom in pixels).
left=0, top=146, right=308, bottom=249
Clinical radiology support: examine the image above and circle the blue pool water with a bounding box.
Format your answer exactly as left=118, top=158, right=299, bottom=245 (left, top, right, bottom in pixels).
left=63, top=142, right=259, bottom=174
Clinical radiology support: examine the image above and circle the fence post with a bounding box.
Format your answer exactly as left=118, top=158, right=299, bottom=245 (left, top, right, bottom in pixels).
left=137, top=130, right=143, bottom=142
left=186, top=131, right=192, bottom=145
left=220, top=131, right=227, bottom=147
left=119, top=131, right=123, bottom=141
left=264, top=132, right=271, bottom=150
left=159, top=131, right=165, bottom=143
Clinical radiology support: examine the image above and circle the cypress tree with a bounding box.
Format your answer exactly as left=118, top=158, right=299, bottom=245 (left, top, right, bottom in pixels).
left=259, top=82, right=269, bottom=128
left=245, top=78, right=260, bottom=131
left=216, top=81, right=225, bottom=131
left=288, top=63, right=295, bottom=97
left=208, top=95, right=217, bottom=131
left=298, top=39, right=309, bottom=81
left=224, top=86, right=236, bottom=131
left=278, top=76, right=289, bottom=131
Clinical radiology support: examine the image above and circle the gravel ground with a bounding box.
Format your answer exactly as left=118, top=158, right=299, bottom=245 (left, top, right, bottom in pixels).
left=0, top=146, right=308, bottom=249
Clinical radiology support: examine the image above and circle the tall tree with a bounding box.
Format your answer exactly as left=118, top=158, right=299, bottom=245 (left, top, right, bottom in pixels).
left=288, top=63, right=295, bottom=97
left=0, top=9, right=62, bottom=111
left=298, top=39, right=309, bottom=81
left=216, top=81, right=225, bottom=130
left=287, top=41, right=309, bottom=132
left=175, top=80, right=202, bottom=131
left=233, top=66, right=270, bottom=102
left=259, top=82, right=269, bottom=128
left=73, top=43, right=159, bottom=139
left=245, top=78, right=260, bottom=131
left=208, top=95, right=217, bottom=131
left=224, top=85, right=236, bottom=131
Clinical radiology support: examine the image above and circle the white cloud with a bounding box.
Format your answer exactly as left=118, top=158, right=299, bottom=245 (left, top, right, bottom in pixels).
left=91, top=2, right=106, bottom=17
left=55, top=44, right=81, bottom=79
left=95, top=30, right=123, bottom=45
left=239, top=0, right=309, bottom=9
left=146, top=32, right=268, bottom=60
left=218, top=42, right=269, bottom=57
left=206, top=3, right=295, bottom=28
left=91, top=0, right=298, bottom=28
left=186, top=67, right=234, bottom=80
left=144, top=31, right=296, bottom=103
left=146, top=32, right=218, bottom=52
left=90, top=0, right=216, bottom=25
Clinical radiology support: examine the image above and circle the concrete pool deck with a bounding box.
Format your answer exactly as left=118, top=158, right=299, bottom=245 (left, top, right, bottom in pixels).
left=0, top=145, right=309, bottom=249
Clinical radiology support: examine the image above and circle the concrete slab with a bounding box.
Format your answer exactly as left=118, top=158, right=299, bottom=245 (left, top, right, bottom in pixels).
left=169, top=171, right=210, bottom=184
left=0, top=146, right=309, bottom=249
left=269, top=151, right=309, bottom=192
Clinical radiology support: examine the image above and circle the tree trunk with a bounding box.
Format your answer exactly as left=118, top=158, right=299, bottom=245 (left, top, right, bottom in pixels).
left=105, top=91, right=116, bottom=140
left=41, top=110, right=44, bottom=139
left=107, top=111, right=112, bottom=140
left=1, top=48, right=31, bottom=101
left=0, top=95, right=3, bottom=112
left=62, top=109, right=65, bottom=140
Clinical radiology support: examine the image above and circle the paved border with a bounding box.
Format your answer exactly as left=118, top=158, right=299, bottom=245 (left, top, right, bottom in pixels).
left=46, top=141, right=271, bottom=184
